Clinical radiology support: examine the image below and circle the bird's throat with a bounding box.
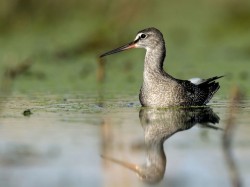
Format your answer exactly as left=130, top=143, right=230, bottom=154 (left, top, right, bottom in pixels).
left=144, top=46, right=166, bottom=77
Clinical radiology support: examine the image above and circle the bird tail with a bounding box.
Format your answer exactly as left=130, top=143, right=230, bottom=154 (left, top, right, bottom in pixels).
left=199, top=76, right=224, bottom=86
left=200, top=76, right=223, bottom=104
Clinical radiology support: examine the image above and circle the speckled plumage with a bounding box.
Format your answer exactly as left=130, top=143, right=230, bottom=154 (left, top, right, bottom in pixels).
left=100, top=27, right=222, bottom=107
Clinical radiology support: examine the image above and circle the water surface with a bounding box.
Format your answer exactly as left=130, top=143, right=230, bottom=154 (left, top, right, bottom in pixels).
left=0, top=93, right=249, bottom=187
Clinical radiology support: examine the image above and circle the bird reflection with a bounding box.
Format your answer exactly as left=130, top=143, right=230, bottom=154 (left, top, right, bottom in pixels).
left=102, top=107, right=221, bottom=184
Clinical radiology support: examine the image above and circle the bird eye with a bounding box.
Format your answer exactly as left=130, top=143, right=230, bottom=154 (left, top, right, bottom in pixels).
left=140, top=33, right=147, bottom=39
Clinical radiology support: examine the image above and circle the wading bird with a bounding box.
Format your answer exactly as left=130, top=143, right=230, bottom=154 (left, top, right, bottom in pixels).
left=100, top=27, right=222, bottom=107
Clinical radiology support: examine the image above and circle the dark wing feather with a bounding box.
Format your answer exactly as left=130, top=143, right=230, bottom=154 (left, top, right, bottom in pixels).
left=178, top=76, right=223, bottom=105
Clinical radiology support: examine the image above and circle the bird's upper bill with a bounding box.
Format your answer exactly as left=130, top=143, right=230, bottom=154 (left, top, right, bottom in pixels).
left=99, top=39, right=139, bottom=58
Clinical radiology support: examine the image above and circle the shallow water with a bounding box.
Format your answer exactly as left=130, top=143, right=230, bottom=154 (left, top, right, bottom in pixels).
left=0, top=93, right=249, bottom=187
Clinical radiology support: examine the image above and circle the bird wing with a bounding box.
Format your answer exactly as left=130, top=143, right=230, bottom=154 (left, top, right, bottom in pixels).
left=177, top=76, right=223, bottom=105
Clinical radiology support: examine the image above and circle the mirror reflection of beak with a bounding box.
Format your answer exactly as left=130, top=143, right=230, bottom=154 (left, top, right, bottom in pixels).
left=101, top=155, right=139, bottom=173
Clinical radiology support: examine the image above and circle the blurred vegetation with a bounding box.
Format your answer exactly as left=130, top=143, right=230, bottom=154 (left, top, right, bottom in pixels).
left=0, top=0, right=249, bottom=98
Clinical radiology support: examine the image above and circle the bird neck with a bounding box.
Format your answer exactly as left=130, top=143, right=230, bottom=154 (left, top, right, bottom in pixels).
left=143, top=45, right=166, bottom=77
left=146, top=140, right=166, bottom=166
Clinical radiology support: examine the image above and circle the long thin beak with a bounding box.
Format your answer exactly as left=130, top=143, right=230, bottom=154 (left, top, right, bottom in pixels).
left=101, top=155, right=140, bottom=173
left=99, top=39, right=138, bottom=58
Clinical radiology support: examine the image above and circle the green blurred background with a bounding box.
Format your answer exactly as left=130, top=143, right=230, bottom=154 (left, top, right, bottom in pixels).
left=0, top=0, right=249, bottom=97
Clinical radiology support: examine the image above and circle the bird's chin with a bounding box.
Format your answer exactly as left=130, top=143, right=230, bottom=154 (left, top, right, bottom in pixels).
left=134, top=44, right=146, bottom=49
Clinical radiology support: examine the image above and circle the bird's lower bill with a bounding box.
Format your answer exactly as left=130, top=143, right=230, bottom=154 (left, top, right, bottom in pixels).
left=99, top=41, right=136, bottom=58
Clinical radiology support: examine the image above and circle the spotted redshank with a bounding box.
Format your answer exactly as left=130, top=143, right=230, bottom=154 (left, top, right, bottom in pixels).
left=100, top=27, right=223, bottom=107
